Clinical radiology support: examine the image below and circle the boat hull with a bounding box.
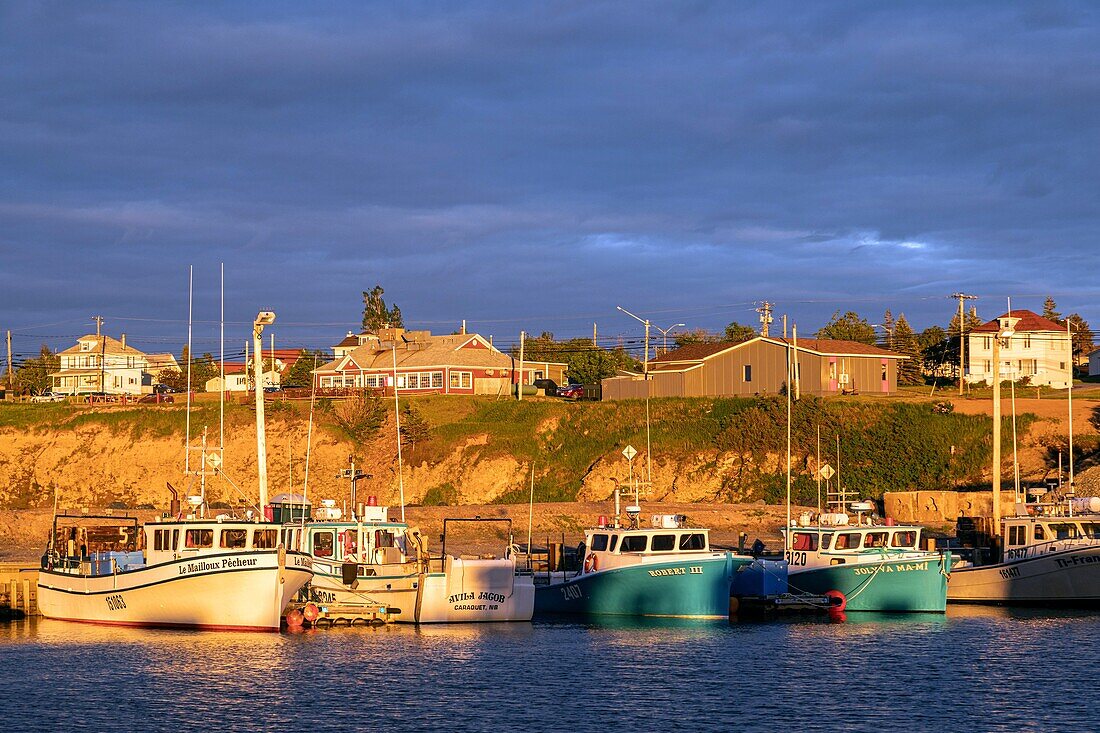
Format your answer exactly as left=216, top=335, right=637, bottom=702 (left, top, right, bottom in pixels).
left=37, top=551, right=313, bottom=631
left=788, top=554, right=951, bottom=612
left=947, top=545, right=1100, bottom=606
left=308, top=557, right=534, bottom=623
left=534, top=553, right=749, bottom=619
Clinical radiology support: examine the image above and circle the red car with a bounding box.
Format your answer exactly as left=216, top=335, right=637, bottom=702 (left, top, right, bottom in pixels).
left=557, top=384, right=584, bottom=399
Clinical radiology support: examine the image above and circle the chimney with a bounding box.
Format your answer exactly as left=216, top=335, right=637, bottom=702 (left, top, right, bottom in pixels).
left=461, top=320, right=467, bottom=335
left=121, top=333, right=126, bottom=349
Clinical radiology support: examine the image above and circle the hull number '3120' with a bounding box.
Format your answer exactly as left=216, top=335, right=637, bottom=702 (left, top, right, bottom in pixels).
left=105, top=594, right=127, bottom=611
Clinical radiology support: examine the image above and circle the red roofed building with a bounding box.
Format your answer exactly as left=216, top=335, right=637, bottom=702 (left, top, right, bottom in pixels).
left=601, top=336, right=907, bottom=400
left=967, top=310, right=1072, bottom=389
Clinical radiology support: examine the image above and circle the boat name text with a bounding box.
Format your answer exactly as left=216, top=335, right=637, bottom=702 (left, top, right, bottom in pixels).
left=177, top=557, right=259, bottom=575
left=852, top=561, right=928, bottom=576
left=647, top=566, right=704, bottom=577
left=448, top=591, right=506, bottom=605
left=1054, top=554, right=1100, bottom=569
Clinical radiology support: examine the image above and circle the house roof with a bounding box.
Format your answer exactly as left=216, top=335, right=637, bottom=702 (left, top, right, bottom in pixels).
left=651, top=336, right=905, bottom=365
left=315, top=332, right=510, bottom=373
left=58, top=334, right=147, bottom=357
left=971, top=310, right=1066, bottom=333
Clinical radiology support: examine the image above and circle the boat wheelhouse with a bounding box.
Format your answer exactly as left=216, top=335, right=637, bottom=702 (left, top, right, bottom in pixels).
left=947, top=498, right=1100, bottom=606
left=38, top=513, right=313, bottom=631
left=534, top=515, right=754, bottom=619
left=780, top=508, right=951, bottom=613
left=288, top=499, right=534, bottom=623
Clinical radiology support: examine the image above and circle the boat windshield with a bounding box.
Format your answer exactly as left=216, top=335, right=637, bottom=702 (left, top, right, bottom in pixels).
left=791, top=532, right=819, bottom=551
left=1047, top=523, right=1080, bottom=540
left=620, top=535, right=647, bottom=553
left=834, top=532, right=862, bottom=550
left=891, top=531, right=917, bottom=548
left=865, top=532, right=889, bottom=548
left=679, top=533, right=706, bottom=551
left=1081, top=523, right=1100, bottom=539
left=590, top=534, right=609, bottom=551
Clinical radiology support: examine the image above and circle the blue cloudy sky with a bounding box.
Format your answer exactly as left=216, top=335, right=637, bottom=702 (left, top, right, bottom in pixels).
left=1, top=1, right=1098, bottom=359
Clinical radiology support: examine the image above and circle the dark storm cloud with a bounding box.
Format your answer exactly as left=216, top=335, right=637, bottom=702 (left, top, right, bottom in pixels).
left=1, top=1, right=1098, bottom=358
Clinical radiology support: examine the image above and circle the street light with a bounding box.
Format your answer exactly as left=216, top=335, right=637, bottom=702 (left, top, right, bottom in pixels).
left=616, top=305, right=651, bottom=374
left=253, top=310, right=276, bottom=509
left=991, top=320, right=1015, bottom=538
left=654, top=323, right=686, bottom=354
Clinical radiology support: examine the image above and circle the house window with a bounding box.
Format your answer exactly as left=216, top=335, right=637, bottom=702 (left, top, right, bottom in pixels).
left=984, top=360, right=991, bottom=373
left=431, top=372, right=443, bottom=388
left=396, top=375, right=406, bottom=389
left=406, top=374, right=419, bottom=389
left=743, top=365, right=752, bottom=383
left=450, top=371, right=472, bottom=389
left=1022, top=335, right=1031, bottom=349
left=881, top=363, right=887, bottom=381
left=1060, top=362, right=1066, bottom=370
left=983, top=337, right=991, bottom=350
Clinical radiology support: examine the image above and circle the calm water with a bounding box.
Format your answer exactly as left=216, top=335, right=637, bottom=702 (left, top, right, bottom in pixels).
left=1, top=608, right=1096, bottom=732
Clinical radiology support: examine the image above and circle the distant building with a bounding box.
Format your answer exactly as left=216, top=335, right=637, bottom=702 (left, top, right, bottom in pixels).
left=1088, top=347, right=1100, bottom=378
left=601, top=336, right=907, bottom=400
left=49, top=333, right=150, bottom=395
left=966, top=310, right=1072, bottom=389
left=314, top=327, right=566, bottom=395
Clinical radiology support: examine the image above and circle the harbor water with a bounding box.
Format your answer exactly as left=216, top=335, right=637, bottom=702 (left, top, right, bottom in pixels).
left=2, top=608, right=1095, bottom=732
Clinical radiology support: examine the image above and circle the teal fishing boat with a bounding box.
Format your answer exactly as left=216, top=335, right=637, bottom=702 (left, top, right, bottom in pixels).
left=535, top=517, right=754, bottom=618
left=781, top=506, right=951, bottom=613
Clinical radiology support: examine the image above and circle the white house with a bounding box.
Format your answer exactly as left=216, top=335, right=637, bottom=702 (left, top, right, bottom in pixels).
left=1089, top=347, right=1100, bottom=377
left=50, top=333, right=151, bottom=395
left=966, top=310, right=1072, bottom=389
left=205, top=362, right=280, bottom=392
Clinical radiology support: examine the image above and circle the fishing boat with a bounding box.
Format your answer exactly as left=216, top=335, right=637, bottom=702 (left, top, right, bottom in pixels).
left=286, top=496, right=534, bottom=623
left=781, top=504, right=951, bottom=613
left=37, top=510, right=313, bottom=631
left=947, top=496, right=1100, bottom=606
left=533, top=504, right=754, bottom=619
left=36, top=304, right=314, bottom=630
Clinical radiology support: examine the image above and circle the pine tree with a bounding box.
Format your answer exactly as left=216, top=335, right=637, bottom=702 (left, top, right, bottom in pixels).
left=361, top=285, right=404, bottom=331
left=816, top=311, right=877, bottom=345
left=1042, top=297, right=1062, bottom=323
left=892, top=315, right=922, bottom=384
left=723, top=321, right=756, bottom=343
left=882, top=310, right=895, bottom=349
left=1066, top=314, right=1093, bottom=362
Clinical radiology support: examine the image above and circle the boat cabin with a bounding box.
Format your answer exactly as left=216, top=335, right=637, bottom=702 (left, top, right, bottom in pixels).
left=582, top=526, right=712, bottom=572
left=144, top=519, right=286, bottom=565
left=998, top=515, right=1100, bottom=563
left=781, top=525, right=927, bottom=569
left=300, top=521, right=411, bottom=567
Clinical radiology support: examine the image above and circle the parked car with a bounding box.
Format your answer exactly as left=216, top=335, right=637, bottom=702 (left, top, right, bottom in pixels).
left=153, top=383, right=180, bottom=394
left=262, top=385, right=282, bottom=393
left=30, top=391, right=66, bottom=403
left=557, top=384, right=585, bottom=399
left=138, top=393, right=174, bottom=404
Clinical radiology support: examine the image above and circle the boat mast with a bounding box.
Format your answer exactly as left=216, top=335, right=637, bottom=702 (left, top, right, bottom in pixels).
left=392, top=343, right=406, bottom=522
left=253, top=311, right=276, bottom=511
left=785, top=323, right=793, bottom=552
left=1067, top=317, right=1075, bottom=515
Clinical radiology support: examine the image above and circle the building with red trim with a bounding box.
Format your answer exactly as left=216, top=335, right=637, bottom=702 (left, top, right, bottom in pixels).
left=314, top=328, right=566, bottom=395
left=966, top=310, right=1072, bottom=389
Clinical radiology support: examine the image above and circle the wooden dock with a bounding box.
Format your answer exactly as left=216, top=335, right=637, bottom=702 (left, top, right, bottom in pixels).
left=284, top=601, right=395, bottom=628
left=0, top=564, right=40, bottom=618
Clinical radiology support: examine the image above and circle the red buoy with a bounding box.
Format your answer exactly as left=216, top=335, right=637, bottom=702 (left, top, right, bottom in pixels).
left=303, top=603, right=321, bottom=623
left=285, top=609, right=304, bottom=628
left=824, top=589, right=847, bottom=612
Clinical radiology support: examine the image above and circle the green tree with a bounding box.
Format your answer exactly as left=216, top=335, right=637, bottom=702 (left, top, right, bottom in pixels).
left=283, top=349, right=326, bottom=388
left=917, top=325, right=951, bottom=378
left=816, top=311, right=876, bottom=345
left=947, top=306, right=983, bottom=338
left=892, top=315, right=922, bottom=384
left=881, top=310, right=895, bottom=349
left=672, top=328, right=720, bottom=348
left=1042, top=296, right=1061, bottom=323
left=723, top=321, right=757, bottom=343
left=1065, top=313, right=1093, bottom=363
left=398, top=403, right=431, bottom=448
left=14, top=345, right=59, bottom=395
left=362, top=285, right=404, bottom=331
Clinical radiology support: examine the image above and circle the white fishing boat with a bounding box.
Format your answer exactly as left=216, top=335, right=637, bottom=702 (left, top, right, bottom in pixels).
left=37, top=512, right=313, bottom=630
left=287, top=497, right=534, bottom=623
left=36, top=303, right=314, bottom=630
left=947, top=497, right=1100, bottom=606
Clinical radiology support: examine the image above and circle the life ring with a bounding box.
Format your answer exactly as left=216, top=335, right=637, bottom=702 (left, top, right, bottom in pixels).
left=583, top=553, right=599, bottom=574
left=824, top=589, right=847, bottom=612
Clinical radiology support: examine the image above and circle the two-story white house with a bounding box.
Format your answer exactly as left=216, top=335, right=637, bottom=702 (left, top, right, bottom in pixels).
left=50, top=333, right=151, bottom=396
left=966, top=310, right=1072, bottom=389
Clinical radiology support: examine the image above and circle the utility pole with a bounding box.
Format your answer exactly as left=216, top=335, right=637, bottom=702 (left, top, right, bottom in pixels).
left=93, top=315, right=105, bottom=395
left=517, top=330, right=525, bottom=401
left=756, top=301, right=774, bottom=337
left=6, top=330, right=12, bottom=390
left=253, top=311, right=276, bottom=510
left=950, top=293, right=978, bottom=395
left=593, top=322, right=597, bottom=347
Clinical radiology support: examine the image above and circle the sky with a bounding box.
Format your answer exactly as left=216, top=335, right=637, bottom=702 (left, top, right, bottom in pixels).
left=2, top=1, right=1098, bottom=362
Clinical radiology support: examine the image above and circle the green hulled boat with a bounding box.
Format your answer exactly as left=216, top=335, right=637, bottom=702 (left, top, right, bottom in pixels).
left=535, top=522, right=754, bottom=618
left=782, top=513, right=951, bottom=613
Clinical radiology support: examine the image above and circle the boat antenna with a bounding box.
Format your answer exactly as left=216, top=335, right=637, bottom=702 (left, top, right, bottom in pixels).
left=219, top=263, right=225, bottom=466
left=302, top=353, right=319, bottom=501
left=1007, top=298, right=1020, bottom=505
left=1067, top=315, right=1075, bottom=513
left=816, top=424, right=822, bottom=519
left=392, top=343, right=406, bottom=522
left=526, top=461, right=535, bottom=571
left=785, top=322, right=793, bottom=552
left=184, top=265, right=193, bottom=476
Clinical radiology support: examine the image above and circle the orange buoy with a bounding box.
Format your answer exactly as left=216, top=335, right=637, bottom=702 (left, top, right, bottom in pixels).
left=285, top=609, right=304, bottom=628
left=583, top=553, right=599, bottom=574
left=824, top=589, right=847, bottom=612
left=303, top=603, right=321, bottom=623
